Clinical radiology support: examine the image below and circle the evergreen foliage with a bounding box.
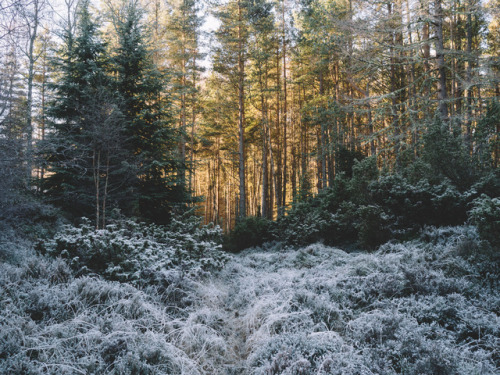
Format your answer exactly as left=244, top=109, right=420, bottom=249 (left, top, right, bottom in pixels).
left=474, top=100, right=500, bottom=168
left=41, top=0, right=186, bottom=225
left=270, top=151, right=499, bottom=250
left=42, top=0, right=121, bottom=219
left=226, top=216, right=274, bottom=252
left=469, top=194, right=500, bottom=249
left=111, top=2, right=185, bottom=223
left=38, top=215, right=230, bottom=283
left=0, top=46, right=26, bottom=208
left=422, top=116, right=476, bottom=190
left=335, top=146, right=366, bottom=178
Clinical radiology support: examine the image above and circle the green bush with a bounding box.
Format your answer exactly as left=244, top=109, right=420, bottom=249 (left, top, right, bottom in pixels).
left=422, top=116, right=476, bottom=190
left=468, top=194, right=500, bottom=248
left=329, top=201, right=358, bottom=244
left=468, top=170, right=500, bottom=199
left=336, top=146, right=366, bottom=178
left=38, top=216, right=230, bottom=282
left=348, top=156, right=378, bottom=204
left=276, top=169, right=474, bottom=250
left=226, top=216, right=274, bottom=252
left=473, top=100, right=500, bottom=169
left=370, top=175, right=467, bottom=230
left=355, top=205, right=392, bottom=250
left=228, top=142, right=496, bottom=252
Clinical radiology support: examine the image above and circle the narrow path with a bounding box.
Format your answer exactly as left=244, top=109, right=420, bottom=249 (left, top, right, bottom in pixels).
left=218, top=275, right=252, bottom=374
left=192, top=272, right=253, bottom=374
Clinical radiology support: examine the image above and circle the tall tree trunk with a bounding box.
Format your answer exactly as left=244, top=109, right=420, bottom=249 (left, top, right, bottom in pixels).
left=422, top=0, right=431, bottom=96
left=93, top=150, right=101, bottom=230
left=435, top=0, right=449, bottom=121
left=281, top=0, right=287, bottom=212
left=406, top=0, right=418, bottom=155
left=179, top=20, right=187, bottom=188
left=25, top=1, right=40, bottom=190
left=40, top=46, right=47, bottom=190
left=275, top=46, right=282, bottom=215
left=367, top=83, right=376, bottom=156
left=102, top=153, right=109, bottom=228
left=267, top=109, right=277, bottom=219
left=319, top=70, right=327, bottom=190
left=300, top=83, right=308, bottom=196
left=237, top=0, right=246, bottom=218
left=189, top=56, right=197, bottom=198
left=465, top=2, right=473, bottom=152
left=259, top=67, right=268, bottom=218
left=388, top=2, right=400, bottom=164
left=215, top=142, right=220, bottom=224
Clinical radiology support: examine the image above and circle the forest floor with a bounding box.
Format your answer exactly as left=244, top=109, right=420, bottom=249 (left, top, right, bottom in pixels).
left=193, top=228, right=499, bottom=374
left=1, top=226, right=499, bottom=374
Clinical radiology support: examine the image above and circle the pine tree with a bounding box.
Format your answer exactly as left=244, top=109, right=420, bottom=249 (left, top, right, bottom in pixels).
left=111, top=0, right=184, bottom=223
left=43, top=0, right=124, bottom=225
left=247, top=0, right=275, bottom=218
left=214, top=0, right=250, bottom=219
left=165, top=0, right=203, bottom=193
left=0, top=43, right=26, bottom=209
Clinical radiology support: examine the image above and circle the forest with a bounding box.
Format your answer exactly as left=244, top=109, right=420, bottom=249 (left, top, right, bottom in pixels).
left=0, top=0, right=498, bottom=229
left=0, top=0, right=499, bottom=373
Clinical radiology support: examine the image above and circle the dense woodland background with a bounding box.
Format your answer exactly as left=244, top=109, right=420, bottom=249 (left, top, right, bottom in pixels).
left=0, top=0, right=498, bottom=232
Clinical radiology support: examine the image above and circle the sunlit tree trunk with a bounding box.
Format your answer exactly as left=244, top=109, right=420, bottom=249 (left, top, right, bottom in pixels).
left=435, top=0, right=449, bottom=121
left=237, top=0, right=247, bottom=218
left=281, top=0, right=287, bottom=212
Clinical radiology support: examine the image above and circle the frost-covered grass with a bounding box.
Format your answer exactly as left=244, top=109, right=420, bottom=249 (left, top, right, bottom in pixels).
left=0, top=252, right=230, bottom=374
left=1, top=225, right=499, bottom=374
left=216, top=226, right=499, bottom=374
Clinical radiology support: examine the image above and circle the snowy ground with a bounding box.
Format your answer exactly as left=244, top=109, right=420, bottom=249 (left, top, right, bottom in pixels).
left=1, top=226, right=499, bottom=374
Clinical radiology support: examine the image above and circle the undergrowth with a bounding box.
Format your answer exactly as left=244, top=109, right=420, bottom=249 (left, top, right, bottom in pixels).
left=1, top=226, right=498, bottom=374
left=36, top=216, right=231, bottom=283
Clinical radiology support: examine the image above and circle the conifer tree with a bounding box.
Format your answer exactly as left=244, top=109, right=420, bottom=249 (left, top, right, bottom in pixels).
left=0, top=43, right=26, bottom=209
left=165, top=0, right=203, bottom=193
left=43, top=0, right=121, bottom=223
left=247, top=0, right=275, bottom=218
left=213, top=0, right=250, bottom=219
left=111, top=0, right=184, bottom=223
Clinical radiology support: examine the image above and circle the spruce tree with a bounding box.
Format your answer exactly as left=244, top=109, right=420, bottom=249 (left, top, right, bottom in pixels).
left=111, top=1, right=184, bottom=223
left=43, top=0, right=125, bottom=226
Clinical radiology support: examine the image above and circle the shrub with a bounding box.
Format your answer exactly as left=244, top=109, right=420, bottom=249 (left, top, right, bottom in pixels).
left=474, top=100, right=500, bottom=169
left=0, top=198, right=61, bottom=243
left=422, top=116, right=476, bottom=190
left=226, top=216, right=274, bottom=252
left=469, top=194, right=500, bottom=248
left=335, top=146, right=366, bottom=178
left=38, top=216, right=230, bottom=283
left=277, top=202, right=335, bottom=246
left=370, top=175, right=467, bottom=230
left=468, top=170, right=500, bottom=201
left=355, top=205, right=392, bottom=250
left=348, top=156, right=378, bottom=204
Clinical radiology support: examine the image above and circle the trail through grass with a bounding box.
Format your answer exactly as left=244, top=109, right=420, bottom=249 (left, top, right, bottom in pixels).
left=1, top=226, right=499, bottom=374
